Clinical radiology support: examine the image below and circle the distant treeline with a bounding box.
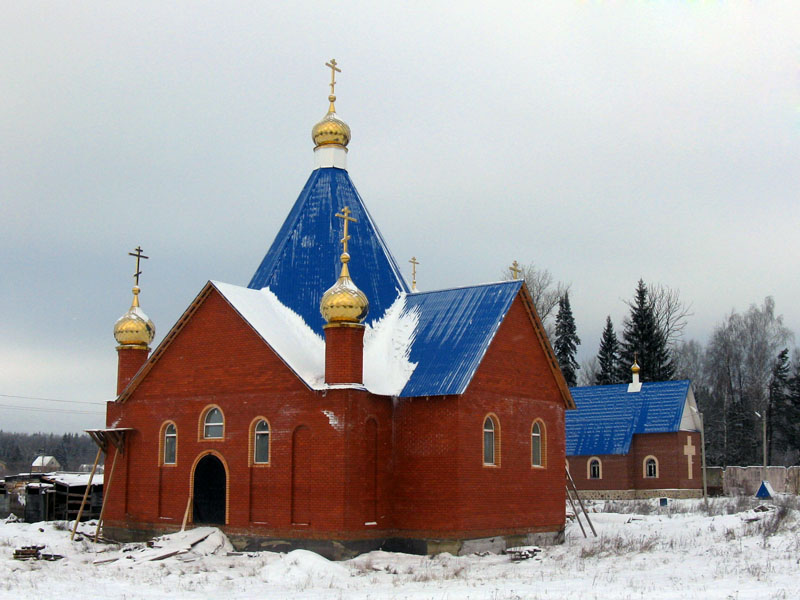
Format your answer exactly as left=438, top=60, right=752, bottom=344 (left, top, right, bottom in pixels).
left=0, top=431, right=97, bottom=475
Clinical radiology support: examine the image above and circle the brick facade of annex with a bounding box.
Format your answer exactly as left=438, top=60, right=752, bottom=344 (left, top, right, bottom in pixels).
left=103, top=288, right=568, bottom=554
left=567, top=431, right=703, bottom=498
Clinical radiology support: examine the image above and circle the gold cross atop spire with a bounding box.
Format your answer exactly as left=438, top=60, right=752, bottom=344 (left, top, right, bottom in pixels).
left=409, top=256, right=420, bottom=292
left=128, top=245, right=149, bottom=287
left=325, top=59, right=341, bottom=101
left=510, top=260, right=522, bottom=280
left=335, top=206, right=357, bottom=256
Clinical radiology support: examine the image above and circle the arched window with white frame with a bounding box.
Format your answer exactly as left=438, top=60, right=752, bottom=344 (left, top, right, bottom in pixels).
left=162, top=422, right=177, bottom=465
left=531, top=420, right=546, bottom=468
left=483, top=415, right=500, bottom=466
left=253, top=419, right=270, bottom=464
left=203, top=407, right=224, bottom=439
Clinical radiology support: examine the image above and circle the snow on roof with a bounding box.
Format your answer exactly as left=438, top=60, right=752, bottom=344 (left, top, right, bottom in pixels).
left=213, top=282, right=419, bottom=396
left=31, top=456, right=59, bottom=467
left=214, top=281, right=326, bottom=389
left=43, top=473, right=104, bottom=487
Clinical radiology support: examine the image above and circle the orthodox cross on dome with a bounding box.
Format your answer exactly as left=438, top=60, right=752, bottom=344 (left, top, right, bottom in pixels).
left=335, top=206, right=357, bottom=256
left=325, top=59, right=341, bottom=99
left=128, top=245, right=149, bottom=287
left=683, top=436, right=696, bottom=479
left=510, top=260, right=522, bottom=280
left=409, top=256, right=420, bottom=292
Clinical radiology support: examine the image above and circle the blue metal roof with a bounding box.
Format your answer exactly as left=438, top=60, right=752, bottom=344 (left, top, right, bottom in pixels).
left=399, top=280, right=522, bottom=397
left=248, top=167, right=409, bottom=335
left=565, top=380, right=691, bottom=456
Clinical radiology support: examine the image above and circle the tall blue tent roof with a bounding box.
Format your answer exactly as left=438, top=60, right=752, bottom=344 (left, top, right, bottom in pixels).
left=399, top=280, right=522, bottom=397
left=248, top=167, right=409, bottom=335
left=565, top=380, right=691, bottom=456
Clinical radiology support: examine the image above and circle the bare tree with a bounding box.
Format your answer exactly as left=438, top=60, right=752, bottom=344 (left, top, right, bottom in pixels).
left=502, top=262, right=569, bottom=330
left=639, top=283, right=693, bottom=349
left=705, top=297, right=793, bottom=465
left=578, top=356, right=599, bottom=387
left=672, top=339, right=706, bottom=383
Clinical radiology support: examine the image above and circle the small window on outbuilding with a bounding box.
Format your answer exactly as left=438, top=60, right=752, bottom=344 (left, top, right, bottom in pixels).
left=163, top=423, right=177, bottom=465
left=588, top=457, right=602, bottom=480
left=254, top=419, right=270, bottom=464
left=203, top=407, right=224, bottom=439
left=644, top=456, right=658, bottom=478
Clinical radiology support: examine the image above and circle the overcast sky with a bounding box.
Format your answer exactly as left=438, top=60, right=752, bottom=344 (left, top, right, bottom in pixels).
left=2, top=2, right=799, bottom=434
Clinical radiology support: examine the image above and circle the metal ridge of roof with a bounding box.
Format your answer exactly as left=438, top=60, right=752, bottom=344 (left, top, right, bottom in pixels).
left=407, top=279, right=522, bottom=296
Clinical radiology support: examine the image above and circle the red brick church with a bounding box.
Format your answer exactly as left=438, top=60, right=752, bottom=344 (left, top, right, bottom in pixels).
left=101, top=62, right=574, bottom=558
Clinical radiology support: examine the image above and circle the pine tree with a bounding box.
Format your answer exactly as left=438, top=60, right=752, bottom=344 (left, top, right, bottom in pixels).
left=554, top=292, right=580, bottom=386
left=595, top=316, right=621, bottom=385
left=620, top=279, right=674, bottom=382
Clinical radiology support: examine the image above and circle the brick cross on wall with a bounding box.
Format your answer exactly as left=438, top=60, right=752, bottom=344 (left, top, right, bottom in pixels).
left=683, top=436, right=696, bottom=480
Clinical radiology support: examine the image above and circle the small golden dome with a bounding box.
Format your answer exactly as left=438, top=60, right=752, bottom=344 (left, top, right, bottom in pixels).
left=114, top=286, right=155, bottom=347
left=320, top=253, right=369, bottom=324
left=312, top=95, right=351, bottom=149
left=631, top=359, right=641, bottom=374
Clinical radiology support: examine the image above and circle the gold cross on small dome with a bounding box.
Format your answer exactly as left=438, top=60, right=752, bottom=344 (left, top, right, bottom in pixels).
left=325, top=59, right=341, bottom=99
left=335, top=206, right=357, bottom=256
left=128, top=245, right=149, bottom=286
left=510, top=260, right=522, bottom=280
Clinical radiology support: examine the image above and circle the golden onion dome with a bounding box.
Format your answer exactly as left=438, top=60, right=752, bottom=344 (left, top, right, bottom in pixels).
left=312, top=95, right=351, bottom=149
left=114, top=286, right=155, bottom=347
left=320, top=253, right=369, bottom=324
left=631, top=359, right=641, bottom=374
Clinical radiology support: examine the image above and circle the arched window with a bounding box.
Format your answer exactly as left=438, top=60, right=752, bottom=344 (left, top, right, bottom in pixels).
left=483, top=415, right=500, bottom=466
left=203, top=407, right=224, bottom=439
left=588, top=457, right=602, bottom=479
left=644, top=456, right=658, bottom=478
left=254, top=419, right=270, bottom=464
left=531, top=420, right=545, bottom=467
left=163, top=423, right=177, bottom=465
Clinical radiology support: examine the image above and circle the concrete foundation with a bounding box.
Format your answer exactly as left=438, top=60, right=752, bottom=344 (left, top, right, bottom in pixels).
left=103, top=525, right=565, bottom=560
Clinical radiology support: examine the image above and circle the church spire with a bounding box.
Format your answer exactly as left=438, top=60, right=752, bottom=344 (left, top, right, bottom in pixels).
left=312, top=58, right=351, bottom=169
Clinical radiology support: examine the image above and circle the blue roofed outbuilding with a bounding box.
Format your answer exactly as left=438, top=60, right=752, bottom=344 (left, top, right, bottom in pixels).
left=566, top=380, right=695, bottom=456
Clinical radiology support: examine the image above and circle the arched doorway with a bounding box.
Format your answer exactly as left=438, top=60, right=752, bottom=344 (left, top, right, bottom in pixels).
left=193, top=454, right=226, bottom=525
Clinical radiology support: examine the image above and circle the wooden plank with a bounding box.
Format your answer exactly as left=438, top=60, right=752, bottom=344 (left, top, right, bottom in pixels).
left=71, top=447, right=102, bottom=541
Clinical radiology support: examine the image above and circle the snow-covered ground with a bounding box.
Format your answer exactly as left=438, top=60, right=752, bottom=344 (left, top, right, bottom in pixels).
left=1, top=497, right=798, bottom=599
